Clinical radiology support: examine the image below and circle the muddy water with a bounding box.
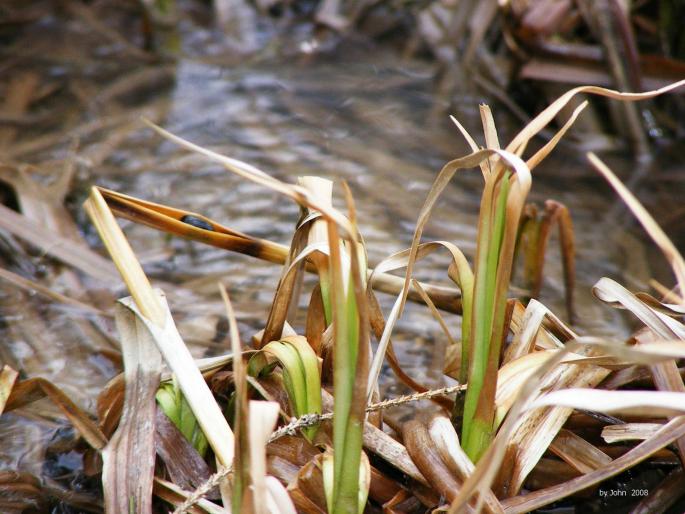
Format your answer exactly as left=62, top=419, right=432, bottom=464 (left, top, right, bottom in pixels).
left=1, top=8, right=679, bottom=490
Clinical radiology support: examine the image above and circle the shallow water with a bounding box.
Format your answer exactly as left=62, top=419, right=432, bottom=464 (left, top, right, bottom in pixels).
left=1, top=2, right=683, bottom=500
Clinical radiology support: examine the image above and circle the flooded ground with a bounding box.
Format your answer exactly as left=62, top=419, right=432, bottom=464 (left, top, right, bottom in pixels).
left=1, top=1, right=683, bottom=508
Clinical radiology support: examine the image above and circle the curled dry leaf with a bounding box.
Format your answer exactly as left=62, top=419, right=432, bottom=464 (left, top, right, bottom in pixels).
left=403, top=419, right=461, bottom=504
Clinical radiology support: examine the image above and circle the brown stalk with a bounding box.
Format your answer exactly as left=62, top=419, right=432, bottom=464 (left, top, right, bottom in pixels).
left=403, top=420, right=463, bottom=505
left=97, top=186, right=464, bottom=315
left=548, top=429, right=612, bottom=474
left=525, top=200, right=576, bottom=323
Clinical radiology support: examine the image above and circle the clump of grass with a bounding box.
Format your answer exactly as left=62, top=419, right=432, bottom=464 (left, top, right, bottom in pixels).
left=4, top=80, right=685, bottom=514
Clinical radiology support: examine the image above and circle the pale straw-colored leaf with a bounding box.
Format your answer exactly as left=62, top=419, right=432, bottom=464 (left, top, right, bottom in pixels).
left=593, top=277, right=685, bottom=340
left=529, top=388, right=685, bottom=417
left=366, top=290, right=402, bottom=404
left=635, top=292, right=685, bottom=316
left=450, top=114, right=489, bottom=180
left=264, top=476, right=297, bottom=514
left=411, top=279, right=458, bottom=346
left=248, top=400, right=284, bottom=514
left=509, top=300, right=565, bottom=350
left=588, top=153, right=685, bottom=303
left=601, top=423, right=662, bottom=444
left=504, top=299, right=565, bottom=364
left=429, top=416, right=504, bottom=514
left=548, top=429, right=612, bottom=474
left=84, top=186, right=165, bottom=325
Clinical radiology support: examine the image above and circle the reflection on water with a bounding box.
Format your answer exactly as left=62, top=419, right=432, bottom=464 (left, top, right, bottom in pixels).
left=2, top=6, right=680, bottom=485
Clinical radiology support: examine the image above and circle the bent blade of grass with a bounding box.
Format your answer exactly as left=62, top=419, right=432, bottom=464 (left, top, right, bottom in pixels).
left=411, top=279, right=458, bottom=346
left=449, top=114, right=488, bottom=179
left=120, top=294, right=235, bottom=466
left=0, top=266, right=109, bottom=317
left=142, top=120, right=355, bottom=240
left=505, top=79, right=685, bottom=156
left=525, top=101, right=588, bottom=171
left=403, top=420, right=462, bottom=503
left=0, top=201, right=120, bottom=285
left=86, top=186, right=235, bottom=466
left=494, top=349, right=559, bottom=427
left=480, top=104, right=501, bottom=173
left=635, top=292, right=685, bottom=316
left=98, top=186, right=464, bottom=315
left=249, top=336, right=322, bottom=441
left=261, top=242, right=330, bottom=346
left=299, top=176, right=335, bottom=323
left=369, top=240, right=473, bottom=388
left=503, top=299, right=551, bottom=364
left=592, top=278, right=685, bottom=340
left=4, top=375, right=107, bottom=450
left=99, top=186, right=288, bottom=265
left=84, top=187, right=165, bottom=326
left=367, top=290, right=453, bottom=406
left=366, top=290, right=402, bottom=404
left=588, top=153, right=685, bottom=304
